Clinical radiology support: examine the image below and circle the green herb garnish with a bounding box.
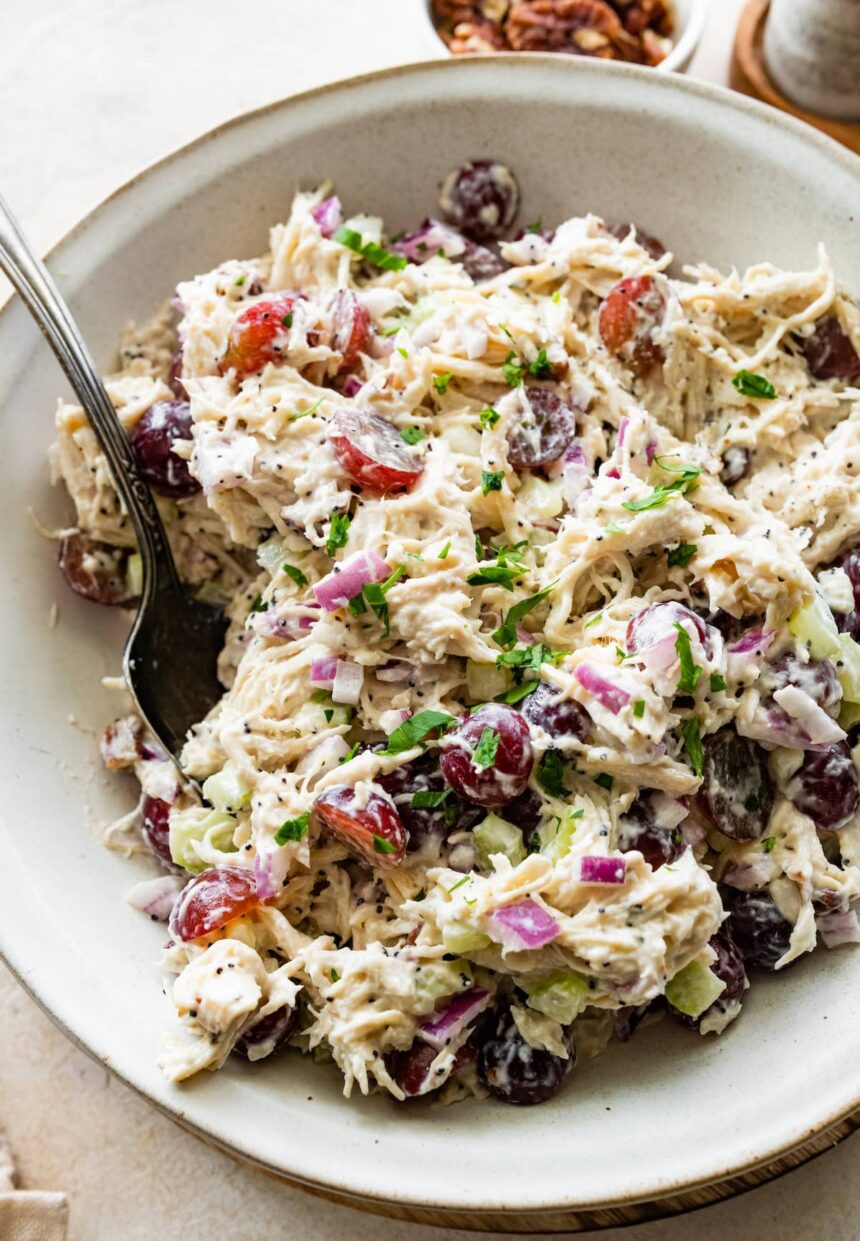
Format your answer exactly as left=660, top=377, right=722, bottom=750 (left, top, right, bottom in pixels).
left=399, top=426, right=424, bottom=445
left=373, top=834, right=397, bottom=855
left=502, top=351, right=525, bottom=387
left=622, top=463, right=701, bottom=513
left=467, top=563, right=522, bottom=591
left=537, top=751, right=566, bottom=798
left=340, top=742, right=361, bottom=764
left=411, top=789, right=451, bottom=809
left=481, top=470, right=505, bottom=495
left=438, top=541, right=451, bottom=560
left=762, top=836, right=776, bottom=853
left=732, top=369, right=777, bottom=400
left=333, top=226, right=407, bottom=272
left=250, top=594, right=268, bottom=613
left=492, top=583, right=557, bottom=649
left=282, top=563, right=308, bottom=587
left=495, top=681, right=539, bottom=704
left=472, top=728, right=501, bottom=771
left=432, top=372, right=453, bottom=394
left=448, top=875, right=471, bottom=894
left=480, top=406, right=500, bottom=430
left=282, top=312, right=293, bottom=328
left=674, top=623, right=702, bottom=694
left=274, top=813, right=310, bottom=845
left=326, top=512, right=351, bottom=556
left=351, top=564, right=405, bottom=637
left=290, top=395, right=325, bottom=421
left=594, top=773, right=614, bottom=791
left=710, top=673, right=727, bottom=693
left=681, top=717, right=704, bottom=777
left=331, top=968, right=341, bottom=982
left=633, top=699, right=646, bottom=719
left=528, top=348, right=553, bottom=378
left=668, top=543, right=698, bottom=568
left=382, top=709, right=454, bottom=756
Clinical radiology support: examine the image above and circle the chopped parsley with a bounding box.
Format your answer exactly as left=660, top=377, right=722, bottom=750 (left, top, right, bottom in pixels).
left=348, top=564, right=405, bottom=637
left=250, top=594, right=268, bottom=613
left=537, top=750, right=566, bottom=798
left=710, top=673, right=727, bottom=693
left=762, top=836, right=776, bottom=853
left=492, top=583, right=557, bottom=648
left=448, top=875, right=471, bottom=894
left=326, top=512, right=351, bottom=557
left=290, top=395, right=324, bottom=421
left=674, top=623, right=702, bottom=694
left=399, top=426, right=424, bottom=445
left=282, top=311, right=293, bottom=328
left=432, top=372, right=453, bottom=394
left=584, top=611, right=604, bottom=629
left=481, top=470, right=505, bottom=495
left=480, top=406, right=500, bottom=430
left=633, top=699, right=646, bottom=719
left=331, top=968, right=341, bottom=982
left=732, top=369, right=777, bottom=400
left=528, top=348, right=553, bottom=378
left=502, top=351, right=525, bottom=387
left=495, top=681, right=539, bottom=704
left=234, top=275, right=246, bottom=287
left=594, top=773, right=614, bottom=791
left=438, top=541, right=451, bottom=560
left=497, top=642, right=564, bottom=683
left=622, top=461, right=701, bottom=513
left=410, top=789, right=451, bottom=809
left=681, top=717, right=704, bottom=777
left=274, top=813, right=310, bottom=845
left=382, top=709, right=454, bottom=756
left=333, top=226, right=407, bottom=272
left=397, top=346, right=409, bottom=359
left=667, top=543, right=698, bottom=568
left=373, top=834, right=397, bottom=855
left=282, top=563, right=308, bottom=587
left=340, top=742, right=361, bottom=764
left=467, top=562, right=522, bottom=591
left=472, top=727, right=501, bottom=771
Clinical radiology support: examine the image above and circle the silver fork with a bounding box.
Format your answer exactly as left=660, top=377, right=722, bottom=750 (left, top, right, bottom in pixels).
left=0, top=193, right=226, bottom=769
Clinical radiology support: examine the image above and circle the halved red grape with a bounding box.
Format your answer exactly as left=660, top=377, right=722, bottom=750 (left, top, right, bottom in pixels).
left=233, top=1001, right=300, bottom=1060
left=506, top=387, right=575, bottom=469
left=759, top=652, right=841, bottom=716
left=698, top=730, right=774, bottom=841
left=394, top=218, right=508, bottom=282
left=171, top=866, right=260, bottom=942
left=168, top=350, right=185, bottom=397
left=598, top=275, right=666, bottom=377
left=439, top=160, right=520, bottom=242
left=329, top=290, right=372, bottom=374
left=476, top=1003, right=573, bottom=1105
left=385, top=1036, right=475, bottom=1099
left=130, top=400, right=200, bottom=498
left=377, top=753, right=482, bottom=853
left=314, top=784, right=407, bottom=868
left=220, top=294, right=298, bottom=377
left=726, top=890, right=793, bottom=971
left=617, top=796, right=685, bottom=870
left=669, top=931, right=747, bottom=1030
left=502, top=787, right=543, bottom=836
left=626, top=600, right=709, bottom=654
left=789, top=741, right=860, bottom=830
left=836, top=546, right=860, bottom=639
left=798, top=316, right=860, bottom=383
left=58, top=533, right=137, bottom=607
left=440, top=703, right=533, bottom=807
left=608, top=222, right=667, bottom=261
left=521, top=682, right=589, bottom=742
left=330, top=408, right=424, bottom=493
left=141, top=796, right=172, bottom=865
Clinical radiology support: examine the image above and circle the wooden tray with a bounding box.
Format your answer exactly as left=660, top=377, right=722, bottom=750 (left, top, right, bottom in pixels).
left=731, top=0, right=860, bottom=155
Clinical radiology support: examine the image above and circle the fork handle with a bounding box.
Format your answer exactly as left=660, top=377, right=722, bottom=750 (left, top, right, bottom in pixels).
left=0, top=192, right=180, bottom=599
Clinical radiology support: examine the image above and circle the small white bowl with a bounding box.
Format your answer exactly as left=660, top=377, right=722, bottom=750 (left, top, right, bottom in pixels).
left=0, top=54, right=858, bottom=1229
left=417, top=0, right=706, bottom=73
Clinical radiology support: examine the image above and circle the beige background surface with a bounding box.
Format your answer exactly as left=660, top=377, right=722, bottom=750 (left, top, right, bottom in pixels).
left=2, top=1, right=858, bottom=1237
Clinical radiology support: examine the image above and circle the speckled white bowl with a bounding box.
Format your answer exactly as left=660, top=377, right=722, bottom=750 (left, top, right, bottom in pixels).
left=0, top=57, right=859, bottom=1228
left=416, top=0, right=707, bottom=73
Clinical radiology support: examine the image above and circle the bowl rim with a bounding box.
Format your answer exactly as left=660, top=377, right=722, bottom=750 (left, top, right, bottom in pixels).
left=2, top=53, right=860, bottom=1221
left=414, top=0, right=709, bottom=74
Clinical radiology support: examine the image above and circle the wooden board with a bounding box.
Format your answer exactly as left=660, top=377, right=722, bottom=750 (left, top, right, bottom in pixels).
left=731, top=0, right=860, bottom=155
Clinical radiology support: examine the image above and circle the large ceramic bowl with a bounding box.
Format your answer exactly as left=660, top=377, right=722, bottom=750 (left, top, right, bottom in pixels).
left=1, top=57, right=859, bottom=1229
left=417, top=0, right=707, bottom=73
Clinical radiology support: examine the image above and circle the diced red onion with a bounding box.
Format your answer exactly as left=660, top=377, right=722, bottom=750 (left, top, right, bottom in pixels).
left=126, top=874, right=184, bottom=921
left=515, top=623, right=534, bottom=646
left=605, top=465, right=621, bottom=480
left=737, top=706, right=830, bottom=752
left=721, top=857, right=772, bottom=891
left=332, top=659, right=364, bottom=705
left=728, top=627, right=776, bottom=656
left=312, top=195, right=343, bottom=238
left=645, top=439, right=658, bottom=464
left=817, top=907, right=860, bottom=948
left=394, top=219, right=466, bottom=264
left=417, top=988, right=491, bottom=1050
left=254, top=853, right=277, bottom=903
left=579, top=855, right=627, bottom=885
left=310, top=656, right=339, bottom=688
left=314, top=551, right=391, bottom=612
left=617, top=417, right=629, bottom=449
left=561, top=443, right=590, bottom=509
left=253, top=606, right=319, bottom=640
left=637, top=631, right=681, bottom=696
left=341, top=375, right=363, bottom=398
left=490, top=898, right=560, bottom=950
left=575, top=664, right=631, bottom=714
left=772, top=686, right=846, bottom=746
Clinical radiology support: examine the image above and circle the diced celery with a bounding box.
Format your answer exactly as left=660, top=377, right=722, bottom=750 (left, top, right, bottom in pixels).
left=836, top=633, right=860, bottom=704
left=442, top=922, right=492, bottom=954
left=525, top=971, right=591, bottom=1023
left=256, top=534, right=288, bottom=576
left=169, top=805, right=237, bottom=872
left=414, top=959, right=473, bottom=1009
left=841, top=701, right=860, bottom=731
left=125, top=552, right=143, bottom=599
left=466, top=660, right=510, bottom=702
left=473, top=812, right=527, bottom=868
left=202, top=765, right=251, bottom=813
left=540, top=810, right=581, bottom=860
left=789, top=594, right=841, bottom=659
left=516, top=475, right=564, bottom=519
left=665, top=960, right=725, bottom=1018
